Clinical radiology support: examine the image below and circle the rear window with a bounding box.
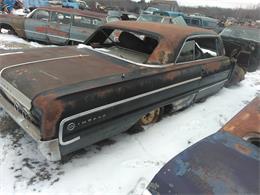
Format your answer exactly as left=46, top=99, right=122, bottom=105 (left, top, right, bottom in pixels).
left=86, top=28, right=159, bottom=64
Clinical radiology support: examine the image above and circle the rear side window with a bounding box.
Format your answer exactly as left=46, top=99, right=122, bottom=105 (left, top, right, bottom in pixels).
left=51, top=12, right=71, bottom=25
left=193, top=37, right=221, bottom=59
left=177, top=40, right=195, bottom=63
left=31, top=10, right=49, bottom=21
left=177, top=37, right=221, bottom=63
left=73, top=15, right=103, bottom=29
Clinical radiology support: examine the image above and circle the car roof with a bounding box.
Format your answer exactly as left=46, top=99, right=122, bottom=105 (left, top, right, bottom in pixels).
left=187, top=15, right=218, bottom=22
left=104, top=21, right=215, bottom=39
left=38, top=7, right=107, bottom=19
left=101, top=21, right=216, bottom=64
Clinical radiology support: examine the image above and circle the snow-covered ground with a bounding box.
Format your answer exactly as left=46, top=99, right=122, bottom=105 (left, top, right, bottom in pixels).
left=0, top=34, right=259, bottom=195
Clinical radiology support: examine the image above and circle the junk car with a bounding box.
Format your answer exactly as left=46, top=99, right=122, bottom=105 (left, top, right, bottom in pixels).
left=184, top=15, right=222, bottom=33
left=220, top=26, right=260, bottom=72
left=145, top=97, right=260, bottom=195
left=0, top=7, right=109, bottom=45
left=0, top=21, right=241, bottom=160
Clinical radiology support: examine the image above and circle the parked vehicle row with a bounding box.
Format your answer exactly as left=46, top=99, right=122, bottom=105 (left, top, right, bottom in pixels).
left=0, top=21, right=240, bottom=160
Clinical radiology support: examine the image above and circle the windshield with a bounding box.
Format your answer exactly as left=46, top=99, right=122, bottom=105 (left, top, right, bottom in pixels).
left=221, top=27, right=260, bottom=42
left=137, top=14, right=163, bottom=23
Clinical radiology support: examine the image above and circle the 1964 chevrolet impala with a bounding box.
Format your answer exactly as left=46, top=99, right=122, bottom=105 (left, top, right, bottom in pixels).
left=0, top=21, right=240, bottom=160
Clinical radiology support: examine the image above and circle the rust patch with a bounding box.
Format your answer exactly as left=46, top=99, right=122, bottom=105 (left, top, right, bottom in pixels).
left=33, top=93, right=65, bottom=141
left=223, top=97, right=260, bottom=138
left=235, top=144, right=252, bottom=155
left=35, top=26, right=47, bottom=33
left=203, top=61, right=221, bottom=73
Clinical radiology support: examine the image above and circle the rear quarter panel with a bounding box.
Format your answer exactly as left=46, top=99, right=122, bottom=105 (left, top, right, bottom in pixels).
left=0, top=15, right=26, bottom=37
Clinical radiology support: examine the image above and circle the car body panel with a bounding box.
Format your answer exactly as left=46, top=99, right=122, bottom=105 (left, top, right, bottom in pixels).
left=223, top=96, right=260, bottom=138
left=146, top=97, right=260, bottom=194
left=0, top=14, right=25, bottom=37
left=147, top=131, right=260, bottom=194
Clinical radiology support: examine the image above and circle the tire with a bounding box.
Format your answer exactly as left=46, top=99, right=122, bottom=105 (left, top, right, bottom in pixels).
left=226, top=64, right=246, bottom=87
left=139, top=108, right=162, bottom=126
left=248, top=56, right=260, bottom=72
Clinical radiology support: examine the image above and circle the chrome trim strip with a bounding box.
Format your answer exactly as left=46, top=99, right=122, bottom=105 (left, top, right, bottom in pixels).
left=198, top=79, right=227, bottom=92
left=25, top=30, right=69, bottom=40
left=85, top=46, right=174, bottom=68
left=70, top=38, right=84, bottom=43
left=59, top=76, right=202, bottom=145
left=0, top=77, right=32, bottom=110
left=47, top=34, right=68, bottom=40
left=0, top=52, right=24, bottom=56
left=25, top=30, right=45, bottom=36
left=0, top=54, right=89, bottom=73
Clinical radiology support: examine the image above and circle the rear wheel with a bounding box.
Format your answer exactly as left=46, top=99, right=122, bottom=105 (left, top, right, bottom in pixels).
left=139, top=108, right=162, bottom=126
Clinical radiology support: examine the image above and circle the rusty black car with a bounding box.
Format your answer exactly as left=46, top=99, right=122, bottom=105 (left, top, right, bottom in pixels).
left=220, top=26, right=260, bottom=72
left=145, top=97, right=260, bottom=195
left=0, top=7, right=112, bottom=45
left=0, top=21, right=239, bottom=161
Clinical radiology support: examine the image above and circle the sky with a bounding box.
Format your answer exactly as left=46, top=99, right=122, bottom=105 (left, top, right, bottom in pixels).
left=176, top=0, right=260, bottom=9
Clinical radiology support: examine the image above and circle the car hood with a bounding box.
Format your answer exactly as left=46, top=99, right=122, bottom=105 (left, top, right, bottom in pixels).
left=147, top=131, right=260, bottom=194
left=0, top=46, right=134, bottom=103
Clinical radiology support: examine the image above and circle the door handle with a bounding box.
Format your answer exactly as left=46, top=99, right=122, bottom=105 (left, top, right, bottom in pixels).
left=201, top=68, right=207, bottom=76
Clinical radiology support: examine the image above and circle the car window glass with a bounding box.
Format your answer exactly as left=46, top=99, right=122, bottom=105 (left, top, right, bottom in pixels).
left=73, top=15, right=103, bottom=28
left=193, top=37, right=219, bottom=59
left=51, top=12, right=71, bottom=25
left=88, top=29, right=159, bottom=64
left=31, top=10, right=49, bottom=21
left=177, top=40, right=195, bottom=63
left=203, top=20, right=217, bottom=28
left=191, top=19, right=200, bottom=25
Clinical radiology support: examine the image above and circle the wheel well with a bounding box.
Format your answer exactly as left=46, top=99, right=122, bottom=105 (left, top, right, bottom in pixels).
left=0, top=23, right=17, bottom=35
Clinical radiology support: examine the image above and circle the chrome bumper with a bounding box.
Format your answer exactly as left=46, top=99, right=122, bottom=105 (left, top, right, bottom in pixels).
left=0, top=93, right=61, bottom=161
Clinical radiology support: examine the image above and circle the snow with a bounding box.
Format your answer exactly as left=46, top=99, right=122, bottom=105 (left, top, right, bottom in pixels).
left=0, top=33, right=45, bottom=50
left=0, top=34, right=260, bottom=195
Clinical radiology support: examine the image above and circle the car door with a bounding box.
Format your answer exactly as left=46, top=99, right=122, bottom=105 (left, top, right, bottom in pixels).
left=70, top=15, right=103, bottom=44
left=173, top=40, right=203, bottom=95
left=191, top=36, right=232, bottom=100
left=175, top=36, right=232, bottom=101
left=24, top=9, right=49, bottom=42
left=47, top=11, right=71, bottom=45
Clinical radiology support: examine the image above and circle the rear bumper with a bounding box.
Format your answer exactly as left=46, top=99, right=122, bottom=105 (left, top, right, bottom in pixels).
left=0, top=93, right=61, bottom=161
